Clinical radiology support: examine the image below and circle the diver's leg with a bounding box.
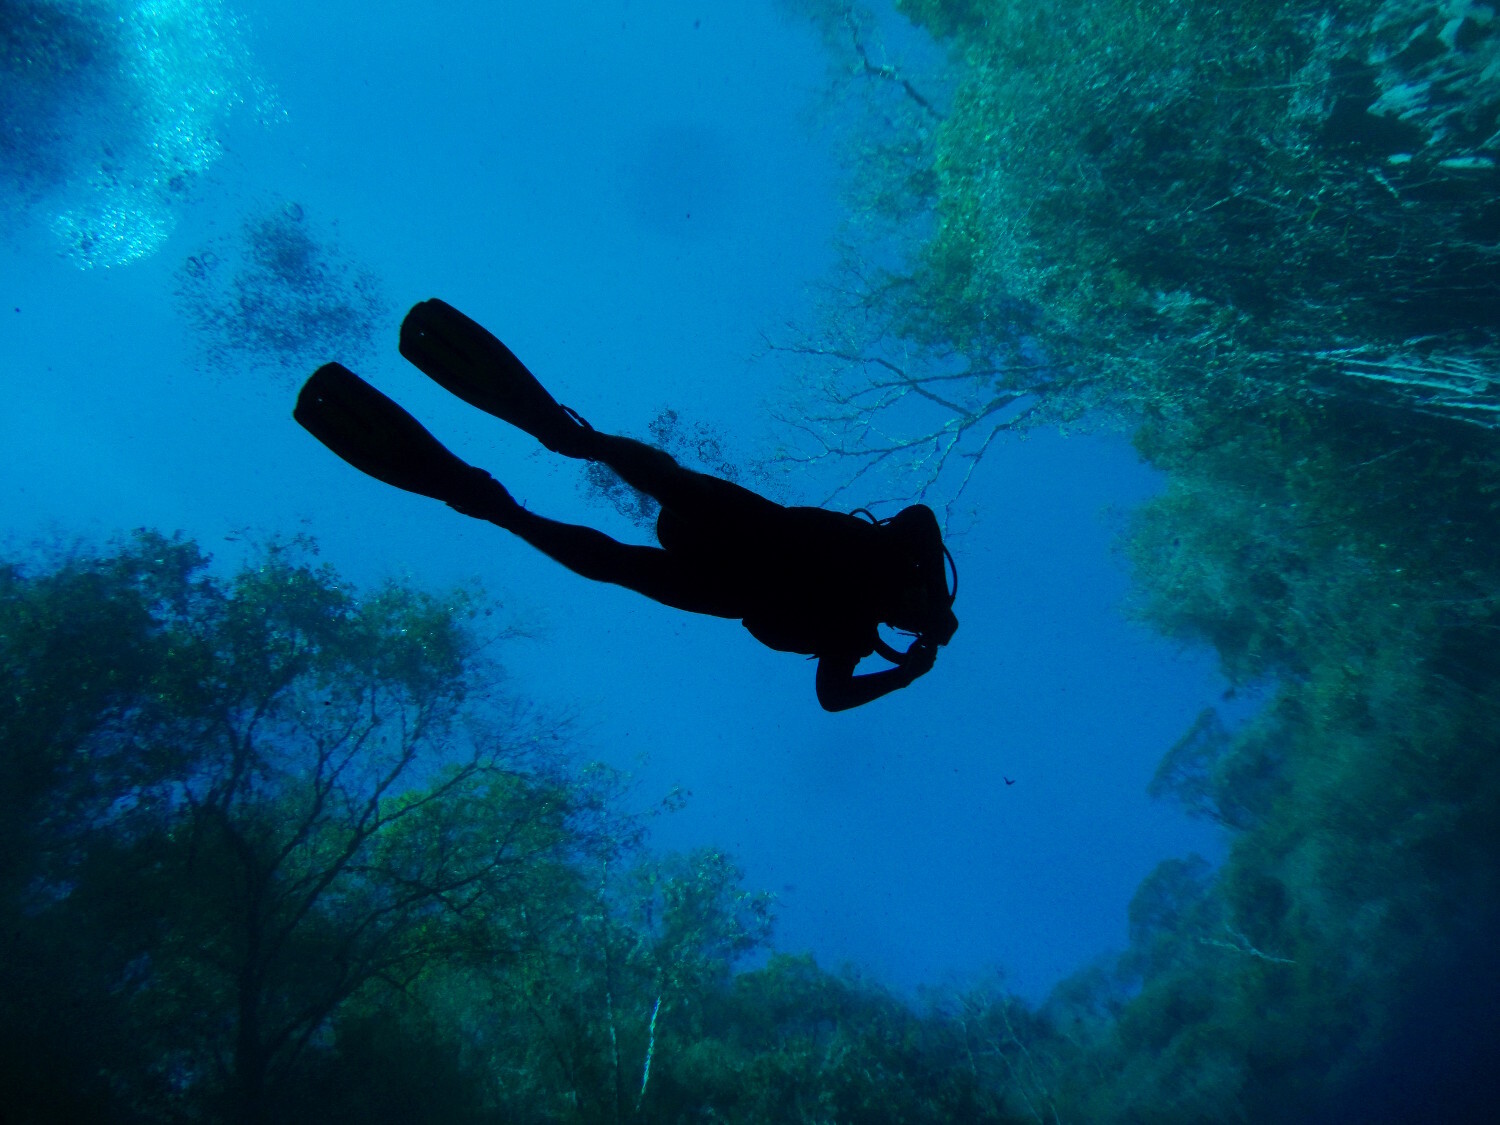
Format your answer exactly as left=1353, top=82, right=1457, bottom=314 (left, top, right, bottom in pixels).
left=512, top=509, right=745, bottom=617
left=454, top=481, right=743, bottom=617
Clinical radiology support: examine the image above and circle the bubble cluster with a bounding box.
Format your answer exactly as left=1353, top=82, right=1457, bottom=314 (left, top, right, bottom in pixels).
left=583, top=407, right=774, bottom=528
left=0, top=0, right=271, bottom=268
left=177, top=200, right=387, bottom=378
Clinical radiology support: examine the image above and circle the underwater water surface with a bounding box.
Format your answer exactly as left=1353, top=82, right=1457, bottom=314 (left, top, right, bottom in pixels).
left=5, top=1, right=1500, bottom=1122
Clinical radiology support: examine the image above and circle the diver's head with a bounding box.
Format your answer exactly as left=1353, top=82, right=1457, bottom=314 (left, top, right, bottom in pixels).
left=882, top=504, right=958, bottom=645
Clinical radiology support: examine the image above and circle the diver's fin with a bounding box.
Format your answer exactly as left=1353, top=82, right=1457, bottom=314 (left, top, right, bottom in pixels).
left=399, top=298, right=590, bottom=456
left=294, top=362, right=515, bottom=521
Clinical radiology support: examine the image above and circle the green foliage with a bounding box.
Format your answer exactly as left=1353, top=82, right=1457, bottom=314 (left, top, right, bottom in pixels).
left=0, top=531, right=202, bottom=878
left=3, top=533, right=1051, bottom=1123
left=903, top=0, right=1500, bottom=427
left=645, top=955, right=1024, bottom=1124
left=0, top=533, right=600, bottom=1121
left=789, top=0, right=1500, bottom=505
left=783, top=0, right=1500, bottom=1117
left=13, top=2, right=1500, bottom=1116
left=896, top=0, right=990, bottom=41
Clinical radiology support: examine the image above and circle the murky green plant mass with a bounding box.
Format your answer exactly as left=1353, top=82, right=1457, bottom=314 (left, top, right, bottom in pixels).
left=3, top=1, right=1499, bottom=1121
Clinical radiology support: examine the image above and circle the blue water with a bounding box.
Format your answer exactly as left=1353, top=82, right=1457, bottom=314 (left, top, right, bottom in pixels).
left=1, top=0, right=1225, bottom=1001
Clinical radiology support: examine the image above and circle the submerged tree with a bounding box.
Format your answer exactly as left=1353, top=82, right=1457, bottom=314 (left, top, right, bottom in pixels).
left=3, top=533, right=1031, bottom=1124
left=781, top=0, right=1500, bottom=509
left=774, top=0, right=1500, bottom=1118
left=7, top=482, right=1296, bottom=1125
left=0, top=533, right=616, bottom=1122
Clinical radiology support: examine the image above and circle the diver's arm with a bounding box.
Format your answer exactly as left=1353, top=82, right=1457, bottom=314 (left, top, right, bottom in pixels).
left=815, top=642, right=936, bottom=712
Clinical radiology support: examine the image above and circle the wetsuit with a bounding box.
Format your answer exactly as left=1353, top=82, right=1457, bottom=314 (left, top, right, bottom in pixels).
left=463, top=430, right=922, bottom=708
left=292, top=349, right=950, bottom=711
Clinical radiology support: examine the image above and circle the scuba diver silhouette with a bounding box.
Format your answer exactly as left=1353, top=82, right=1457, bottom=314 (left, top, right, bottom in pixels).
left=294, top=299, right=957, bottom=711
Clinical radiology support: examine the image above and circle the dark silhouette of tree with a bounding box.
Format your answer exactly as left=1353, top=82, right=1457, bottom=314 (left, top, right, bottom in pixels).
left=5, top=533, right=1027, bottom=1124
left=779, top=0, right=1500, bottom=515
left=770, top=1, right=1500, bottom=1119
left=0, top=532, right=609, bottom=1122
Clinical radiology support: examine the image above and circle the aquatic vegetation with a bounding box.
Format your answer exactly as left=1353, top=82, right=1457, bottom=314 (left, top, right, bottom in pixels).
left=1, top=533, right=1023, bottom=1123
left=923, top=0, right=1500, bottom=427
left=177, top=200, right=387, bottom=377
left=777, top=0, right=1500, bottom=1116
left=0, top=532, right=588, bottom=1119
left=786, top=0, right=1500, bottom=506
left=0, top=0, right=270, bottom=267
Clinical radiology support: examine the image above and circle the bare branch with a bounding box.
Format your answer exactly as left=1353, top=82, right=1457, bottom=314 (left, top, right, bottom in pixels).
left=1309, top=345, right=1500, bottom=429
left=842, top=9, right=942, bottom=121
left=1198, top=925, right=1295, bottom=966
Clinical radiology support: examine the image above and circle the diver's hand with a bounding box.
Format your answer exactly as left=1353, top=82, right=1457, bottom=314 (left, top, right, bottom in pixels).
left=900, top=638, right=938, bottom=681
